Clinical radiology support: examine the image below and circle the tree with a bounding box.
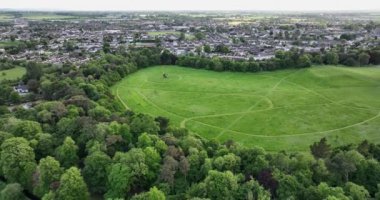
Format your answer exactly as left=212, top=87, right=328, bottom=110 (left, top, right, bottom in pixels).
left=25, top=62, right=43, bottom=80
left=179, top=32, right=186, bottom=41
left=214, top=44, right=230, bottom=54
left=204, top=170, right=238, bottom=199
left=204, top=45, right=211, bottom=53
left=88, top=106, right=111, bottom=121
left=0, top=183, right=25, bottom=200
left=179, top=156, right=190, bottom=178
left=0, top=137, right=36, bottom=190
left=297, top=54, right=312, bottom=68
left=325, top=52, right=339, bottom=65
left=9, top=91, right=21, bottom=104
left=358, top=52, right=370, bottom=66
left=143, top=147, right=162, bottom=181
left=103, top=42, right=111, bottom=53
left=82, top=151, right=111, bottom=194
left=310, top=137, right=331, bottom=159
left=34, top=156, right=63, bottom=198
left=155, top=116, right=170, bottom=135
left=194, top=32, right=205, bottom=40
left=303, top=183, right=349, bottom=200
left=55, top=137, right=79, bottom=168
left=105, top=163, right=131, bottom=199
left=275, top=172, right=302, bottom=199
left=160, top=50, right=176, bottom=65
left=159, top=156, right=178, bottom=186
left=130, top=114, right=159, bottom=137
left=213, top=153, right=241, bottom=172
left=236, top=180, right=271, bottom=200
left=344, top=182, right=370, bottom=200
left=327, top=150, right=364, bottom=183
left=57, top=167, right=90, bottom=200
left=6, top=118, right=42, bottom=140
left=131, top=186, right=166, bottom=200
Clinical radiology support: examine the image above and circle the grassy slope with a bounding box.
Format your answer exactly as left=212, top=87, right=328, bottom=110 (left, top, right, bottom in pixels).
left=0, top=67, right=26, bottom=81
left=112, top=65, right=380, bottom=152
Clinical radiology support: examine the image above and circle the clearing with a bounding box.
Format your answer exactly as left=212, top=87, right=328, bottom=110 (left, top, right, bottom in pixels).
left=112, top=65, right=380, bottom=151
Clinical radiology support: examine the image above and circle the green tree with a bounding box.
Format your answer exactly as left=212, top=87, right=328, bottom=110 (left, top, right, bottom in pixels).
left=237, top=180, right=271, bottom=200
left=130, top=114, right=159, bottom=136
left=34, top=156, right=63, bottom=197
left=0, top=137, right=36, bottom=190
left=194, top=32, right=205, bottom=40
left=57, top=167, right=89, bottom=200
left=105, top=163, right=131, bottom=199
left=179, top=32, right=186, bottom=41
left=25, top=62, right=43, bottom=80
left=327, top=150, right=364, bottom=183
left=204, top=170, right=238, bottom=199
left=303, top=183, right=349, bottom=200
left=310, top=137, right=331, bottom=159
left=344, top=182, right=370, bottom=200
left=55, top=137, right=79, bottom=168
left=34, top=133, right=55, bottom=160
left=82, top=151, right=111, bottom=194
left=275, top=172, right=303, bottom=199
left=325, top=52, right=339, bottom=65
left=103, top=42, right=111, bottom=53
left=204, top=45, right=211, bottom=53
left=297, top=54, right=312, bottom=68
left=143, top=147, right=162, bottom=181
left=0, top=183, right=25, bottom=200
left=358, top=52, right=370, bottom=66
left=213, top=153, right=241, bottom=172
left=131, top=186, right=166, bottom=200
left=6, top=118, right=42, bottom=140
left=9, top=91, right=21, bottom=104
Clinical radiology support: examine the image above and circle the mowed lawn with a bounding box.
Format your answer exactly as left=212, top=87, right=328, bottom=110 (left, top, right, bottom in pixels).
left=0, top=67, right=26, bottom=81
left=112, top=65, right=380, bottom=151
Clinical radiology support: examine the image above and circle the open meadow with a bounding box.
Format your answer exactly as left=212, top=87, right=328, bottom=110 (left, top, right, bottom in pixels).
left=0, top=67, right=26, bottom=81
left=112, top=65, right=380, bottom=151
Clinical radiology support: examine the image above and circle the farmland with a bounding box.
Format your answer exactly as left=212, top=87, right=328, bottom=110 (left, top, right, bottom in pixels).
left=113, top=65, right=380, bottom=151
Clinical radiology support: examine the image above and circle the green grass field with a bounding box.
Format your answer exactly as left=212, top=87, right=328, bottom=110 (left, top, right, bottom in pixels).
left=0, top=67, right=26, bottom=81
left=112, top=65, right=380, bottom=151
left=147, top=31, right=195, bottom=40
left=0, top=41, right=22, bottom=48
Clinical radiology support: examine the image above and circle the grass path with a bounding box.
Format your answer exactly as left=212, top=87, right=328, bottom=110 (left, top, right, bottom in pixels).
left=215, top=70, right=298, bottom=138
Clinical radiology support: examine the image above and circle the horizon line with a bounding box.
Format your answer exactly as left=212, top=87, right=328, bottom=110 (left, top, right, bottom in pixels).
left=1, top=8, right=380, bottom=13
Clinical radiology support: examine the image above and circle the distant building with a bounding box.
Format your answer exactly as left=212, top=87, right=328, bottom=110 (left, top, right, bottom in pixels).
left=374, top=28, right=380, bottom=37
left=14, top=85, right=29, bottom=94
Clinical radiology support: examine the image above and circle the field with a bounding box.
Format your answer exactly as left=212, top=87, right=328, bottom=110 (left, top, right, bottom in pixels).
left=0, top=67, right=26, bottom=81
left=0, top=41, right=22, bottom=48
left=112, top=65, right=380, bottom=151
left=147, top=31, right=195, bottom=40
left=21, top=13, right=78, bottom=20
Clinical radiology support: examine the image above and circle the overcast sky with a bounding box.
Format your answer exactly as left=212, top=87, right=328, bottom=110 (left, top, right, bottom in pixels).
left=0, top=0, right=379, bottom=11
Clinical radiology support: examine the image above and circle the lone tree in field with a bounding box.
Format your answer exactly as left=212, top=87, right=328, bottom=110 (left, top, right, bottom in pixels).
left=310, top=137, right=331, bottom=159
left=162, top=72, right=168, bottom=79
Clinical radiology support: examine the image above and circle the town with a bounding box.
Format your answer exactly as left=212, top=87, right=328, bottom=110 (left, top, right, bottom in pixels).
left=0, top=11, right=379, bottom=65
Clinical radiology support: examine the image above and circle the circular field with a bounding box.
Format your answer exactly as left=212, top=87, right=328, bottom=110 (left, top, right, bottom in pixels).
left=112, top=65, right=380, bottom=151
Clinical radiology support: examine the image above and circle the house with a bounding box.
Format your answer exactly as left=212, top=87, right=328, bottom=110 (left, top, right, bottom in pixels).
left=14, top=85, right=29, bottom=94
left=374, top=28, right=380, bottom=37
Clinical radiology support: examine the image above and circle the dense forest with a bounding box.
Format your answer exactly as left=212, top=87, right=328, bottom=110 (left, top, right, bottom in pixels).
left=1, top=47, right=380, bottom=200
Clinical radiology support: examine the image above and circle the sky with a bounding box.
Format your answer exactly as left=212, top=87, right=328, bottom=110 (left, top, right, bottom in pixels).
left=0, top=0, right=379, bottom=11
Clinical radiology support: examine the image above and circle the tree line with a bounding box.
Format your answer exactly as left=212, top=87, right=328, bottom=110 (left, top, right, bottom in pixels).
left=176, top=47, right=380, bottom=73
